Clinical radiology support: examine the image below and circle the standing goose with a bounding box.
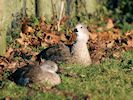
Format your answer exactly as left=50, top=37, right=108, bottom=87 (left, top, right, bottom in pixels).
left=10, top=60, right=61, bottom=87
left=37, top=23, right=92, bottom=66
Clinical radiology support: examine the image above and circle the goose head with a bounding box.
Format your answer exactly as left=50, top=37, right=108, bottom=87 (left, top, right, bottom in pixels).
left=40, top=60, right=58, bottom=73
left=74, top=23, right=90, bottom=42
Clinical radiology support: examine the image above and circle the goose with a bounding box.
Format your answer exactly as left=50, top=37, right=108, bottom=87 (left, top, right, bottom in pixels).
left=10, top=60, right=61, bottom=87
left=37, top=23, right=92, bottom=66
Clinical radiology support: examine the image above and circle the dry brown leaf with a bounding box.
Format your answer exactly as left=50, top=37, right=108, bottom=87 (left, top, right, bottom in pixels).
left=19, top=48, right=28, bottom=54
left=22, top=18, right=34, bottom=34
left=0, top=65, right=4, bottom=76
left=29, top=37, right=40, bottom=46
left=5, top=96, right=11, bottom=100
left=41, top=42, right=49, bottom=47
left=68, top=32, right=77, bottom=44
left=106, top=18, right=114, bottom=29
left=107, top=40, right=114, bottom=48
left=40, top=20, right=47, bottom=32
left=97, top=27, right=104, bottom=31
left=20, top=32, right=27, bottom=39
left=5, top=48, right=14, bottom=58
left=125, top=30, right=133, bottom=48
left=30, top=52, right=38, bottom=61
left=60, top=16, right=68, bottom=25
left=44, top=33, right=60, bottom=44
left=8, top=61, right=18, bottom=69
left=98, top=31, right=114, bottom=42
left=125, top=30, right=133, bottom=36
left=127, top=39, right=133, bottom=47
left=26, top=26, right=35, bottom=33
left=16, top=33, right=27, bottom=46
left=16, top=38, right=23, bottom=44
left=60, top=33, right=68, bottom=42
left=113, top=52, right=121, bottom=59
left=31, top=51, right=38, bottom=57
left=40, top=16, right=46, bottom=22
left=46, top=24, right=52, bottom=31
left=0, top=56, right=9, bottom=67
left=17, top=62, right=27, bottom=68
left=89, top=33, right=97, bottom=40
left=0, top=36, right=2, bottom=46
left=16, top=38, right=25, bottom=46
left=112, top=33, right=120, bottom=40
left=16, top=32, right=31, bottom=47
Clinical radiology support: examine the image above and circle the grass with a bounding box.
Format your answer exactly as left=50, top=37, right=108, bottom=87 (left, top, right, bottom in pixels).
left=0, top=51, right=133, bottom=100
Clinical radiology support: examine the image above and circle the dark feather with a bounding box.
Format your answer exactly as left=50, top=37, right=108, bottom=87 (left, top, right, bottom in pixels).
left=9, top=64, right=33, bottom=86
left=36, top=43, right=72, bottom=63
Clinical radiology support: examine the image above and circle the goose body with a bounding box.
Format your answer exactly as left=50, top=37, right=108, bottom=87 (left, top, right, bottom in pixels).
left=37, top=23, right=92, bottom=66
left=37, top=43, right=71, bottom=63
left=10, top=60, right=61, bottom=86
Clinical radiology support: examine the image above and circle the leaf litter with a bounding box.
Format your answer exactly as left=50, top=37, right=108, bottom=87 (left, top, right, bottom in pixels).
left=1, top=16, right=133, bottom=77
left=0, top=16, right=133, bottom=99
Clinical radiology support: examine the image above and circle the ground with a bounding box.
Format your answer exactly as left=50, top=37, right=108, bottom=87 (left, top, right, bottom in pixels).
left=0, top=51, right=133, bottom=100
left=0, top=16, right=133, bottom=100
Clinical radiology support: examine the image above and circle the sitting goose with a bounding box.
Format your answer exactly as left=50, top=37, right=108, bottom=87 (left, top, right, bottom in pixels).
left=10, top=60, right=61, bottom=87
left=37, top=23, right=92, bottom=66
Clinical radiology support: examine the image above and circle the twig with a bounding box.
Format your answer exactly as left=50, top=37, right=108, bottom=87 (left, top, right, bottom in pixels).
left=66, top=0, right=71, bottom=26
left=57, top=0, right=65, bottom=31
left=22, top=0, right=26, bottom=17
left=66, top=0, right=71, bottom=16
left=51, top=0, right=56, bottom=19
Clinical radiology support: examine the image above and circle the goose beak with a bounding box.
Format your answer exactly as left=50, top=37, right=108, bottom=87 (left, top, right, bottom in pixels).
left=73, top=28, right=78, bottom=32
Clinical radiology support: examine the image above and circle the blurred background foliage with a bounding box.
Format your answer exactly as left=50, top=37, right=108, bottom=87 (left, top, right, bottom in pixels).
left=67, top=0, right=133, bottom=31
left=5, top=0, right=133, bottom=45
left=0, top=0, right=133, bottom=55
left=99, top=0, right=133, bottom=27
left=104, top=0, right=133, bottom=23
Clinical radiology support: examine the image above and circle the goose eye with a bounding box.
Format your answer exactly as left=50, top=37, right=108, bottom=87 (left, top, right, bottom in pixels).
left=47, top=36, right=51, bottom=39
left=81, top=27, right=82, bottom=28
left=51, top=66, right=54, bottom=68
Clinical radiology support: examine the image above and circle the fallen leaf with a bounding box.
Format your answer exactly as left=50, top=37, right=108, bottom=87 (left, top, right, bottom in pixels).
left=60, top=16, right=68, bottom=25
left=68, top=32, right=77, bottom=44
left=113, top=52, right=121, bottom=59
left=41, top=41, right=49, bottom=47
left=26, top=26, right=34, bottom=33
left=106, top=18, right=114, bottom=29
left=89, top=33, right=97, bottom=40
left=0, top=56, right=9, bottom=68
left=8, top=61, right=18, bottom=69
left=5, top=96, right=11, bottom=100
left=97, top=27, right=104, bottom=31
left=20, top=32, right=27, bottom=39
left=107, top=40, right=114, bottom=48
left=60, top=33, right=68, bottom=42
left=125, top=30, right=133, bottom=36
left=127, top=39, right=133, bottom=47
left=40, top=20, right=47, bottom=32
left=16, top=38, right=25, bottom=45
left=0, top=65, right=4, bottom=75
left=40, top=16, right=46, bottom=22
left=29, top=37, right=40, bottom=46
left=5, top=48, right=14, bottom=58
left=0, top=36, right=2, bottom=45
left=44, top=33, right=60, bottom=44
left=22, top=18, right=34, bottom=34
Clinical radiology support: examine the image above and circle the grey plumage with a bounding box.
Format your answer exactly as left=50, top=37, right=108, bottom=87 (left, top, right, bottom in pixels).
left=10, top=61, right=61, bottom=86
left=37, top=23, right=92, bottom=66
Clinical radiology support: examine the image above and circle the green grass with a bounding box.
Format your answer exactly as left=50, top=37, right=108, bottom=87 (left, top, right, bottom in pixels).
left=0, top=51, right=133, bottom=100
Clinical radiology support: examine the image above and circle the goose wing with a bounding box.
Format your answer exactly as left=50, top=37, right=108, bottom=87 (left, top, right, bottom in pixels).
left=9, top=64, right=33, bottom=86
left=36, top=43, right=71, bottom=63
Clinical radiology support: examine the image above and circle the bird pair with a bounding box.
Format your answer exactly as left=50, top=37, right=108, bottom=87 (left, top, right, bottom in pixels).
left=11, top=23, right=92, bottom=87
